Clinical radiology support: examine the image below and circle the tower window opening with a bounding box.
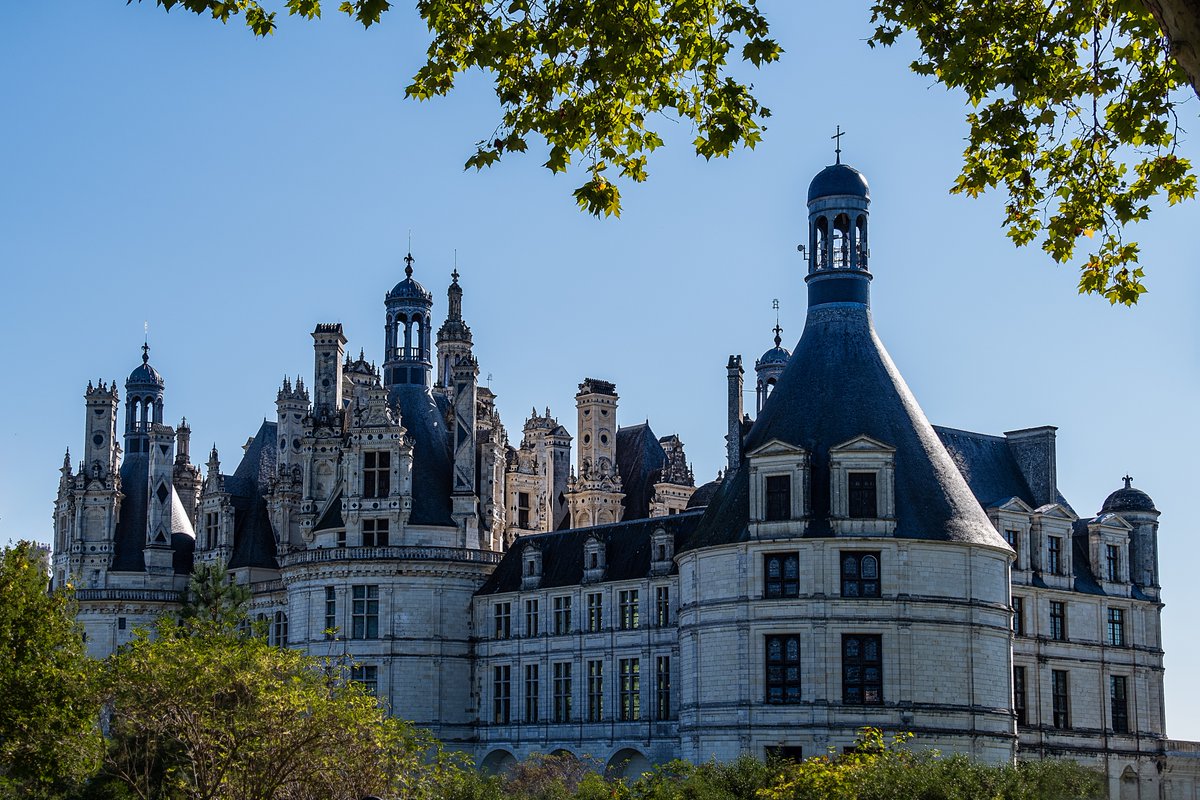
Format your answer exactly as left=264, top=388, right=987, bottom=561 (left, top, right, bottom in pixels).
left=833, top=213, right=851, bottom=268
left=814, top=216, right=829, bottom=269
left=855, top=215, right=868, bottom=268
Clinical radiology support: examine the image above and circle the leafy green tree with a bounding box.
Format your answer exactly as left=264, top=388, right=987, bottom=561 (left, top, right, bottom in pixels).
left=130, top=1, right=1196, bottom=304
left=179, top=561, right=251, bottom=631
left=100, top=616, right=436, bottom=800
left=0, top=542, right=102, bottom=798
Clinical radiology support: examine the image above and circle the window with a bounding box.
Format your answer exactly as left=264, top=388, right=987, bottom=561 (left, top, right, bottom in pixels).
left=362, top=518, right=389, bottom=547
left=586, top=593, right=603, bottom=632
left=656, top=656, right=671, bottom=720
left=765, top=553, right=800, bottom=598
left=553, top=596, right=572, bottom=635
left=337, top=529, right=346, bottom=548
left=1108, top=607, right=1126, bottom=647
left=847, top=472, right=878, bottom=518
left=765, top=635, right=802, bottom=704
left=204, top=512, right=219, bottom=548
left=351, top=585, right=379, bottom=639
left=1106, top=544, right=1121, bottom=582
left=587, top=660, right=604, bottom=722
left=273, top=611, right=288, bottom=646
left=1050, top=601, right=1067, bottom=641
left=524, top=664, right=540, bottom=722
left=553, top=662, right=572, bottom=722
left=765, top=475, right=791, bottom=521
left=619, top=658, right=641, bottom=721
left=655, top=586, right=671, bottom=626
left=493, top=665, right=511, bottom=724
left=840, top=552, right=881, bottom=598
left=1004, top=529, right=1020, bottom=560
left=117, top=617, right=126, bottom=631
left=1052, top=670, right=1070, bottom=729
left=765, top=746, right=804, bottom=762
left=842, top=634, right=883, bottom=705
left=362, top=451, right=390, bottom=498
left=494, top=602, right=512, bottom=640
left=1047, top=536, right=1063, bottom=575
left=1012, top=596, right=1025, bottom=636
left=324, top=586, right=337, bottom=639
left=1111, top=675, right=1130, bottom=734
left=518, top=491, right=531, bottom=529
left=525, top=599, right=539, bottom=637
left=351, top=664, right=378, bottom=696
left=1013, top=666, right=1027, bottom=726
left=618, top=590, right=640, bottom=630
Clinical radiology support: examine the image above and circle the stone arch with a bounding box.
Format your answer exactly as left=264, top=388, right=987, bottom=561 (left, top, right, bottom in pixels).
left=549, top=748, right=576, bottom=759
left=1119, top=765, right=1139, bottom=800
left=480, top=749, right=517, bottom=775
left=605, top=748, right=650, bottom=780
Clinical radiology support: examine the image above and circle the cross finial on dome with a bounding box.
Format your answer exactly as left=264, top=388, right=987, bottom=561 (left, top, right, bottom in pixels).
left=832, top=125, right=845, bottom=164
left=1123, top=474, right=1134, bottom=489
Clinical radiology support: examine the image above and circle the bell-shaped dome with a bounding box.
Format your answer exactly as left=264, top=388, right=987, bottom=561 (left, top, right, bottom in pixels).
left=1101, top=479, right=1157, bottom=514
left=127, top=344, right=164, bottom=387
left=388, top=275, right=431, bottom=301
left=758, top=344, right=791, bottom=366
left=808, top=163, right=870, bottom=203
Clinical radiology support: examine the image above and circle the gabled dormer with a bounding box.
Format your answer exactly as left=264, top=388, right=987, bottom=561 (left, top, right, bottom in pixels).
left=650, top=526, right=673, bottom=576
left=986, top=496, right=1035, bottom=572
left=522, top=542, right=543, bottom=590
left=1031, top=502, right=1077, bottom=589
left=746, top=439, right=809, bottom=534
left=1086, top=512, right=1133, bottom=594
left=829, top=435, right=896, bottom=536
left=582, top=533, right=606, bottom=584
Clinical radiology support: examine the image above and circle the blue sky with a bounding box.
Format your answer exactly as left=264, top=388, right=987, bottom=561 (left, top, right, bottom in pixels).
left=2, top=2, right=1198, bottom=737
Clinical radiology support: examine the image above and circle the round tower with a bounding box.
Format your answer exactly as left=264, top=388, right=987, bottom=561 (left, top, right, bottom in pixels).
left=383, top=253, right=434, bottom=390
left=124, top=343, right=164, bottom=454
left=805, top=154, right=871, bottom=307
left=1102, top=476, right=1160, bottom=594
left=754, top=323, right=790, bottom=413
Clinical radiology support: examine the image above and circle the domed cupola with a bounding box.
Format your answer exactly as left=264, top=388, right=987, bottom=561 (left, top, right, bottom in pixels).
left=383, top=253, right=434, bottom=389
left=805, top=130, right=872, bottom=308
left=124, top=343, right=165, bottom=440
left=754, top=322, right=791, bottom=413
left=1102, top=475, right=1158, bottom=514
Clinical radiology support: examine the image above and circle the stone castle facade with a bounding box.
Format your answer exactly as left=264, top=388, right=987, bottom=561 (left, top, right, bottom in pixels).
left=52, top=162, right=1200, bottom=798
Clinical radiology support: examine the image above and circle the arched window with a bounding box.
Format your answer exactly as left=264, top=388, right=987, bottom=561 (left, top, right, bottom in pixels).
left=855, top=215, right=868, bottom=268
left=833, top=213, right=851, bottom=268
left=814, top=216, right=829, bottom=269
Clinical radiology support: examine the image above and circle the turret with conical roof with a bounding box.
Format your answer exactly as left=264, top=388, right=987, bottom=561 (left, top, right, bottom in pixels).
left=384, top=253, right=434, bottom=390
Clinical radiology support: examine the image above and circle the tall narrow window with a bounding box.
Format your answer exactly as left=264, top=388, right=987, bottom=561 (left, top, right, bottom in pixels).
left=493, top=665, right=511, bottom=724
left=204, top=512, right=219, bottom=549
left=553, top=662, right=573, bottom=723
left=362, top=518, right=389, bottom=547
left=619, top=658, right=641, bottom=721
left=764, top=553, right=800, bottom=598
left=1050, top=601, right=1067, bottom=641
left=324, top=586, right=337, bottom=639
left=587, top=660, right=604, bottom=722
left=1052, top=670, right=1070, bottom=729
left=1012, top=596, right=1026, bottom=636
left=765, top=475, right=791, bottom=521
left=1004, top=529, right=1021, bottom=563
left=494, top=602, right=511, bottom=640
left=1106, top=545, right=1121, bottom=582
left=553, top=596, right=572, bottom=635
left=847, top=472, right=878, bottom=519
left=840, top=552, right=881, bottom=598
left=1047, top=536, right=1063, bottom=575
left=351, top=664, right=378, bottom=696
left=586, top=593, right=603, bottom=632
left=1013, top=666, right=1027, bottom=726
left=1107, top=607, right=1126, bottom=647
left=655, top=586, right=671, bottom=626
left=524, top=664, right=540, bottom=723
left=351, top=585, right=379, bottom=639
left=362, top=451, right=390, bottom=498
left=272, top=611, right=288, bottom=646
left=525, top=598, right=539, bottom=637
left=517, top=491, right=531, bottom=529
left=618, top=590, right=640, bottom=630
left=1111, top=675, right=1130, bottom=734
left=656, top=656, right=672, bottom=720
left=765, top=635, right=802, bottom=704
left=842, top=634, right=883, bottom=705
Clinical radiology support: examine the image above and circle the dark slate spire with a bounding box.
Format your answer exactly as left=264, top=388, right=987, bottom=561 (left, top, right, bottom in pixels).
left=686, top=160, right=1007, bottom=552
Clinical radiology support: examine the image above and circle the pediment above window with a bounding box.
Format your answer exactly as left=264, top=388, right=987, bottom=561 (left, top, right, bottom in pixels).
left=988, top=496, right=1035, bottom=515
left=745, top=439, right=807, bottom=459
left=829, top=434, right=896, bottom=455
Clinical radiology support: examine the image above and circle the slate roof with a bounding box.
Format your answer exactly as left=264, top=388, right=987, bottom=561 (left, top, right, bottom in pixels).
left=687, top=477, right=722, bottom=509
left=112, top=455, right=148, bottom=571
left=226, top=420, right=279, bottom=570
left=934, top=426, right=1076, bottom=515
left=313, top=489, right=345, bottom=532
left=615, top=423, right=668, bottom=521
left=685, top=303, right=1009, bottom=553
left=477, top=510, right=705, bottom=595
left=389, top=385, right=455, bottom=527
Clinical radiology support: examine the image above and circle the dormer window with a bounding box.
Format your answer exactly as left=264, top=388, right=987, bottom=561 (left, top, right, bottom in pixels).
left=522, top=544, right=543, bottom=590
left=1047, top=536, right=1063, bottom=575
left=829, top=436, right=896, bottom=536
left=1106, top=544, right=1121, bottom=582
left=651, top=527, right=673, bottom=576
left=745, top=440, right=809, bottom=528
left=583, top=535, right=606, bottom=583
left=765, top=475, right=792, bottom=521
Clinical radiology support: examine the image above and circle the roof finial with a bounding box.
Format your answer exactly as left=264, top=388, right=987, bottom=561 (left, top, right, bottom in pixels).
left=404, top=251, right=414, bottom=278
left=832, top=125, right=845, bottom=164
left=1123, top=474, right=1133, bottom=489
left=142, top=341, right=150, bottom=365
left=772, top=298, right=782, bottom=348
left=451, top=268, right=460, bottom=284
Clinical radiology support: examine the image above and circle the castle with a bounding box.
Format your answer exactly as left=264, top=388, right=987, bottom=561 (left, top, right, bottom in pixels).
left=52, top=160, right=1200, bottom=798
